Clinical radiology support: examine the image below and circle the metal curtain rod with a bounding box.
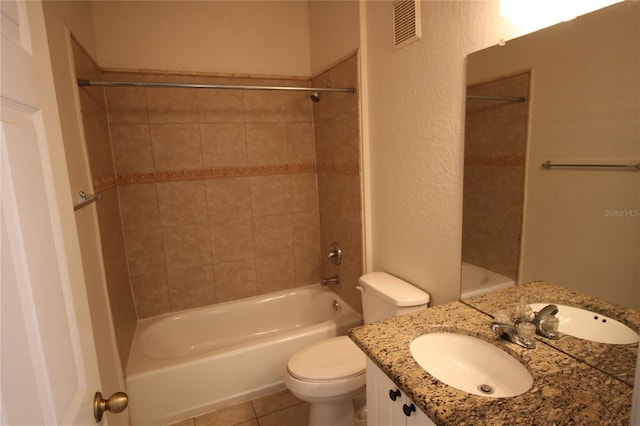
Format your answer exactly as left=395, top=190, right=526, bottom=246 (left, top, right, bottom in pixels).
left=542, top=161, right=640, bottom=171
left=77, top=79, right=356, bottom=94
left=466, top=94, right=526, bottom=102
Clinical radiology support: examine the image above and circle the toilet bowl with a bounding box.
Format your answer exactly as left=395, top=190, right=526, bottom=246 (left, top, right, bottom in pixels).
left=285, top=272, right=430, bottom=426
left=285, top=336, right=365, bottom=426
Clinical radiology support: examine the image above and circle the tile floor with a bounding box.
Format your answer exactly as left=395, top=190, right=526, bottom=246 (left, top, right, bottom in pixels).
left=167, top=389, right=309, bottom=426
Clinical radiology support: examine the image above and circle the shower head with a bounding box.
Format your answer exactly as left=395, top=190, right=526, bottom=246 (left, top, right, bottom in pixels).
left=310, top=92, right=321, bottom=103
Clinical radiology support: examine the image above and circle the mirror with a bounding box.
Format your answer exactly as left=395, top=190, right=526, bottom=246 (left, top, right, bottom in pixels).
left=461, top=1, right=639, bottom=310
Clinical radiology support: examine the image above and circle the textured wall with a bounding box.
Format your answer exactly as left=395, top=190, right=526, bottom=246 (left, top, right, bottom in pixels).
left=363, top=1, right=519, bottom=305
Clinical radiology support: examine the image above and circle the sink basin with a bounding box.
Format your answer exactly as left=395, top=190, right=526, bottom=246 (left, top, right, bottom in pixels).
left=529, top=303, right=639, bottom=345
left=410, top=332, right=533, bottom=397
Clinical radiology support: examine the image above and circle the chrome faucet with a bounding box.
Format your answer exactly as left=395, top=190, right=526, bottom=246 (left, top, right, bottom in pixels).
left=532, top=304, right=560, bottom=339
left=322, top=275, right=340, bottom=286
left=491, top=322, right=536, bottom=349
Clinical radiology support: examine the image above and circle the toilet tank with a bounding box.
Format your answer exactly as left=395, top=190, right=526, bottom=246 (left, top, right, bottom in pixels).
left=358, top=272, right=430, bottom=324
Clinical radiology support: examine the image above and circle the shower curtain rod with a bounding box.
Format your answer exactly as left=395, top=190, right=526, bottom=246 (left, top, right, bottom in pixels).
left=77, top=79, right=356, bottom=94
left=466, top=95, right=526, bottom=102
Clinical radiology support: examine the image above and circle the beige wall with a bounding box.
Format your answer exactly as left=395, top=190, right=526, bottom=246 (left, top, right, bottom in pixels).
left=90, top=1, right=312, bottom=76
left=467, top=2, right=640, bottom=309
left=308, top=0, right=360, bottom=76
left=362, top=1, right=519, bottom=305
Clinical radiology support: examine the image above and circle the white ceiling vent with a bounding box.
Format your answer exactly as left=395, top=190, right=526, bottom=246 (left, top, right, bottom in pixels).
left=392, top=0, right=421, bottom=49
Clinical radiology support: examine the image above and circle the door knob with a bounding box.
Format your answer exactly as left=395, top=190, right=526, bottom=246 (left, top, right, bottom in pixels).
left=93, top=391, right=128, bottom=422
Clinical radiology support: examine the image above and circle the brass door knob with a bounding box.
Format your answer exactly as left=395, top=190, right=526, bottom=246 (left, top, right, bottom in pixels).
left=93, top=391, right=128, bottom=422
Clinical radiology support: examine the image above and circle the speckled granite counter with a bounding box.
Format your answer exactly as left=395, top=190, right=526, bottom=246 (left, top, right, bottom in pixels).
left=349, top=282, right=638, bottom=426
left=464, top=281, right=640, bottom=385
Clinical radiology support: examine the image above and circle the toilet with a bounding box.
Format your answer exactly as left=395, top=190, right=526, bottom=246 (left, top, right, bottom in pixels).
left=285, top=272, right=430, bottom=426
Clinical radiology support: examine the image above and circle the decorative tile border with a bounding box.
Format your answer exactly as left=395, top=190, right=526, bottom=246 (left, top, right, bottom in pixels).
left=92, top=162, right=360, bottom=192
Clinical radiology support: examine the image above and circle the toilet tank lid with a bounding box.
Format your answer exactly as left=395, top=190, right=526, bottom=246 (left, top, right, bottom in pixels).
left=359, top=272, right=430, bottom=306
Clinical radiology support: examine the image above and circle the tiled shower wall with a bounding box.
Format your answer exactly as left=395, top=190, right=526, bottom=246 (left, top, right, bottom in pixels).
left=312, top=55, right=364, bottom=313
left=73, top=40, right=137, bottom=366
left=102, top=54, right=362, bottom=319
left=462, top=72, right=530, bottom=280
left=105, top=72, right=320, bottom=318
left=74, top=39, right=362, bottom=367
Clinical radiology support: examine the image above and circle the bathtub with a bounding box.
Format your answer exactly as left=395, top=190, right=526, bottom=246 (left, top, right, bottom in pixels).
left=125, top=284, right=362, bottom=425
left=460, top=262, right=515, bottom=299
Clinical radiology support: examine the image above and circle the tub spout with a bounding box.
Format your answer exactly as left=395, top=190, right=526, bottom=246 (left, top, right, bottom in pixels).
left=322, top=276, right=340, bottom=286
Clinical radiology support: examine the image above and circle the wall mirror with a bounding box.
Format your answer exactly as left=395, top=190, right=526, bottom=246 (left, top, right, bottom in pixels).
left=461, top=1, right=639, bottom=310
left=461, top=1, right=639, bottom=386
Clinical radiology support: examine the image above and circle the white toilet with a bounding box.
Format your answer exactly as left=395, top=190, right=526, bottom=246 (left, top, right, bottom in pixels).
left=285, top=272, right=430, bottom=426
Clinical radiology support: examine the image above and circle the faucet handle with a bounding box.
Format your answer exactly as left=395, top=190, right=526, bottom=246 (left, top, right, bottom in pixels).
left=327, top=242, right=342, bottom=265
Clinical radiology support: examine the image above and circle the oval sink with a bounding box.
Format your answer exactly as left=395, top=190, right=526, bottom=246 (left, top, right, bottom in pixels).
left=529, top=303, right=639, bottom=345
left=410, top=332, right=533, bottom=398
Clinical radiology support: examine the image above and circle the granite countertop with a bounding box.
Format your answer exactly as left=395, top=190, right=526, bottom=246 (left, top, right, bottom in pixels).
left=349, top=282, right=638, bottom=426
left=464, top=281, right=640, bottom=385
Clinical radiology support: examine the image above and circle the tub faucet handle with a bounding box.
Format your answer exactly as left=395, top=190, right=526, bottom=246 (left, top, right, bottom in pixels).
left=327, top=242, right=342, bottom=265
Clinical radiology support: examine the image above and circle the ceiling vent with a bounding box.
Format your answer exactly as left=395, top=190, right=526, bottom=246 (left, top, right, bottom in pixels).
left=392, top=0, right=421, bottom=49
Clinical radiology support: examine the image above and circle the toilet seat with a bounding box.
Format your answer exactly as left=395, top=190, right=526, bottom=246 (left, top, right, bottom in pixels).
left=287, top=336, right=366, bottom=382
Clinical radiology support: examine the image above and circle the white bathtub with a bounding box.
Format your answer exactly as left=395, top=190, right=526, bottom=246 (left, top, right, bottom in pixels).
left=460, top=262, right=515, bottom=299
left=126, top=284, right=362, bottom=425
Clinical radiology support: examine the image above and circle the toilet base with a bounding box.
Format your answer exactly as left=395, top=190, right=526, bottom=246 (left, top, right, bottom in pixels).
left=308, top=400, right=355, bottom=426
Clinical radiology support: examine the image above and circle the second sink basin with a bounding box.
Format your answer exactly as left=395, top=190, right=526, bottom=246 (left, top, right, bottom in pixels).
left=410, top=332, right=533, bottom=398
left=529, top=303, right=639, bottom=345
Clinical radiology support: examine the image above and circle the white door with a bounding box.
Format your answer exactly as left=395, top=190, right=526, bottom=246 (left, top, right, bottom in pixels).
left=1, top=0, right=102, bottom=424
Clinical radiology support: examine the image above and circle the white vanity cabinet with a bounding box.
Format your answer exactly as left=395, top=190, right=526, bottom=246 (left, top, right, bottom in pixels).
left=366, top=359, right=436, bottom=426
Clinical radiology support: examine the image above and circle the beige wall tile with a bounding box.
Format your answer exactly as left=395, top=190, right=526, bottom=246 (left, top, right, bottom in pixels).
left=103, top=73, right=149, bottom=123
left=250, top=175, right=292, bottom=217
left=79, top=90, right=114, bottom=178
left=157, top=180, right=208, bottom=227
left=131, top=273, right=170, bottom=318
left=124, top=229, right=165, bottom=277
left=253, top=214, right=294, bottom=256
left=289, top=173, right=318, bottom=213
left=196, top=76, right=245, bottom=124
left=255, top=253, right=295, bottom=293
left=163, top=224, right=212, bottom=271
left=201, top=123, right=248, bottom=167
left=110, top=124, right=154, bottom=173
left=293, top=211, right=320, bottom=251
left=118, top=183, right=162, bottom=231
left=210, top=218, right=255, bottom=262
left=150, top=124, right=203, bottom=171
left=213, top=259, right=258, bottom=302
left=286, top=122, right=316, bottom=164
left=294, top=249, right=321, bottom=286
left=145, top=74, right=199, bottom=123
left=246, top=123, right=288, bottom=165
left=284, top=90, right=313, bottom=123
left=243, top=89, right=286, bottom=123
left=205, top=177, right=251, bottom=220
left=167, top=266, right=215, bottom=311
left=335, top=112, right=360, bottom=164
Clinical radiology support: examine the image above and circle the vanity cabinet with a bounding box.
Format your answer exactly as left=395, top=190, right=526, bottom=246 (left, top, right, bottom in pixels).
left=366, top=359, right=435, bottom=426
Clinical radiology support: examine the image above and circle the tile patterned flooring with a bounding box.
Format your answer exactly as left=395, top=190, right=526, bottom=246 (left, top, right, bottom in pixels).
left=167, top=389, right=309, bottom=426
